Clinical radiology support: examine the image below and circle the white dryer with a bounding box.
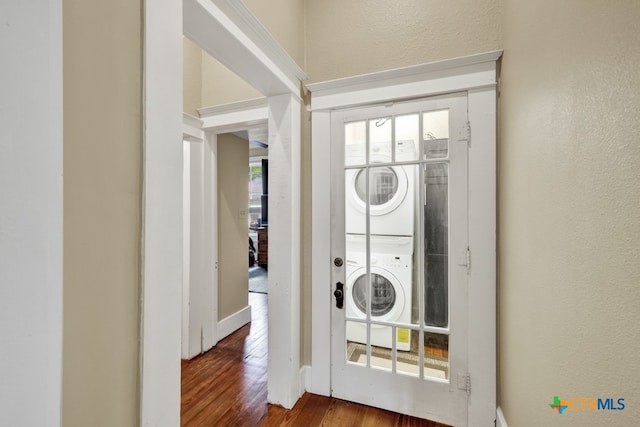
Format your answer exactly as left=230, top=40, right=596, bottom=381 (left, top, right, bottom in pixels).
left=345, top=140, right=416, bottom=236
left=345, top=234, right=413, bottom=351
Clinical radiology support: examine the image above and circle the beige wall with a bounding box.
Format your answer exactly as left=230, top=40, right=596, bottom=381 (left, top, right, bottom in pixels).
left=499, top=1, right=640, bottom=425
left=304, top=0, right=501, bottom=83
left=245, top=0, right=305, bottom=67
left=201, top=53, right=261, bottom=108
left=218, top=134, right=250, bottom=320
left=62, top=0, right=141, bottom=425
left=182, top=40, right=261, bottom=113
left=183, top=37, right=202, bottom=116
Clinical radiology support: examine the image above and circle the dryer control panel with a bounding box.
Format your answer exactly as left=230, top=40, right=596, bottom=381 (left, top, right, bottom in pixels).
left=371, top=254, right=410, bottom=269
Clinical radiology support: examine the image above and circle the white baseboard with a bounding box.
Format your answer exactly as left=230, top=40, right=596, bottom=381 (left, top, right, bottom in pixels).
left=217, top=305, right=251, bottom=341
left=496, top=407, right=508, bottom=427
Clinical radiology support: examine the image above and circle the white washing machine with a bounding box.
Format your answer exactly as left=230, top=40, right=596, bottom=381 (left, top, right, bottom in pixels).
left=345, top=234, right=413, bottom=351
left=345, top=140, right=416, bottom=236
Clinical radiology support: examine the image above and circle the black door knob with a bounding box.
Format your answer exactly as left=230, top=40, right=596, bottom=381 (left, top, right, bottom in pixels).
left=334, top=282, right=344, bottom=309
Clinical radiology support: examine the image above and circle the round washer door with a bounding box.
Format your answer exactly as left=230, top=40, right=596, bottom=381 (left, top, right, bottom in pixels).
left=348, top=165, right=408, bottom=217
left=346, top=266, right=405, bottom=324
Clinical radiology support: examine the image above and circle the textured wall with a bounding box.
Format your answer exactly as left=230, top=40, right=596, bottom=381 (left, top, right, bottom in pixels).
left=63, top=0, right=142, bottom=425
left=304, top=0, right=500, bottom=83
left=217, top=134, right=250, bottom=320
left=245, top=0, right=305, bottom=67
left=499, top=1, right=640, bottom=424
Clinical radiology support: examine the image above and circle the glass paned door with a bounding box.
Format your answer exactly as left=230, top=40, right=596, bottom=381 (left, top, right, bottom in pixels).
left=330, top=93, right=469, bottom=426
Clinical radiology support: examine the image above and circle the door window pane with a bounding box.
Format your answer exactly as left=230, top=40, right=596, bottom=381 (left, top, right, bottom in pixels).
left=369, top=117, right=392, bottom=162
left=424, top=163, right=448, bottom=327
left=395, top=114, right=419, bottom=161
left=352, top=273, right=396, bottom=317
left=423, top=332, right=449, bottom=380
left=354, top=167, right=399, bottom=206
left=345, top=121, right=366, bottom=166
left=346, top=321, right=367, bottom=365
left=397, top=329, right=420, bottom=377
left=370, top=333, right=393, bottom=371
left=423, top=110, right=449, bottom=159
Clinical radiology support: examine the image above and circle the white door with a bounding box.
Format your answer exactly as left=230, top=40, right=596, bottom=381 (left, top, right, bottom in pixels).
left=331, top=93, right=469, bottom=426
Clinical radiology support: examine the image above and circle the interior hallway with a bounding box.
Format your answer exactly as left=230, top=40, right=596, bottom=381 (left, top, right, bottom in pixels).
left=181, top=293, right=449, bottom=426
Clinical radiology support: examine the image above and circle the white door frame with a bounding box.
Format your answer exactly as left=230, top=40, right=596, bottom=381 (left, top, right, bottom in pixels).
left=182, top=113, right=218, bottom=360
left=142, top=0, right=306, bottom=425
left=308, top=51, right=501, bottom=426
left=1, top=1, right=63, bottom=425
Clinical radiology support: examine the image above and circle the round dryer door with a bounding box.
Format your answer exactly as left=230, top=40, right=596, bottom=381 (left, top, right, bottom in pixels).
left=350, top=166, right=408, bottom=216
left=346, top=266, right=405, bottom=323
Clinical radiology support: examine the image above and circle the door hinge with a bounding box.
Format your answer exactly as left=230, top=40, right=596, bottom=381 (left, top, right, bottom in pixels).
left=457, top=121, right=471, bottom=146
left=466, top=247, right=471, bottom=274
left=457, top=246, right=471, bottom=274
left=458, top=372, right=471, bottom=394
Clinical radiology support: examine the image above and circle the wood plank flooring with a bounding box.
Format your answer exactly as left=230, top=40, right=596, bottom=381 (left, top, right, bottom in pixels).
left=181, top=292, right=449, bottom=426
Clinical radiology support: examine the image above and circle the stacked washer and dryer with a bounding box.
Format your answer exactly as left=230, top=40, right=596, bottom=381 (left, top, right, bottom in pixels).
left=345, top=140, right=416, bottom=352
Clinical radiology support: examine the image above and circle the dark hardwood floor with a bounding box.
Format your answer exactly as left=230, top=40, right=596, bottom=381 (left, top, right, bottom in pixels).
left=181, top=292, right=449, bottom=426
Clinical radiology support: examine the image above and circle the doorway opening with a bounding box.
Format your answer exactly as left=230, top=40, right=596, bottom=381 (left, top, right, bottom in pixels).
left=142, top=1, right=306, bottom=423
left=248, top=153, right=268, bottom=295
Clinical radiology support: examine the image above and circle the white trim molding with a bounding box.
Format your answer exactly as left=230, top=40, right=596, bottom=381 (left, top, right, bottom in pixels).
left=198, top=97, right=267, bottom=117
left=307, top=50, right=501, bottom=111
left=308, top=51, right=501, bottom=425
left=266, top=93, right=303, bottom=409
left=181, top=134, right=218, bottom=361
left=183, top=0, right=306, bottom=98
left=217, top=305, right=252, bottom=341
left=183, top=113, right=204, bottom=142
left=0, top=1, right=63, bottom=425
left=496, top=407, right=508, bottom=427
left=141, top=0, right=183, bottom=425
left=198, top=98, right=268, bottom=133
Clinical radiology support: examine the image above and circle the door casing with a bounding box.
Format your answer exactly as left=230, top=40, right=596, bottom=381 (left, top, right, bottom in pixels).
left=308, top=51, right=501, bottom=426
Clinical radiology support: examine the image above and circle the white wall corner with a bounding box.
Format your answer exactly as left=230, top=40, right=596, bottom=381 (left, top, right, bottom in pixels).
left=496, top=407, right=508, bottom=427
left=299, top=366, right=311, bottom=397
left=217, top=305, right=252, bottom=341
left=309, top=111, right=332, bottom=397
left=141, top=0, right=183, bottom=425
left=267, top=93, right=302, bottom=409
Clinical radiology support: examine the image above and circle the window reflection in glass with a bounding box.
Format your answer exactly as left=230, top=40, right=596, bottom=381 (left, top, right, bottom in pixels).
left=424, top=163, right=448, bottom=327
left=354, top=167, right=398, bottom=206
left=352, top=273, right=396, bottom=317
